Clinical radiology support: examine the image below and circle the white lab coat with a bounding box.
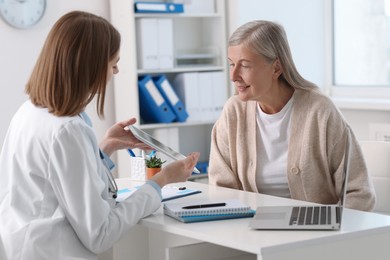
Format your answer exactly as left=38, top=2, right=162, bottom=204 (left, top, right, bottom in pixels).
left=0, top=101, right=161, bottom=260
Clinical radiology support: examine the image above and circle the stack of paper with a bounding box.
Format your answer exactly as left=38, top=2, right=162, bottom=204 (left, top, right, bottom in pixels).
left=163, top=199, right=255, bottom=223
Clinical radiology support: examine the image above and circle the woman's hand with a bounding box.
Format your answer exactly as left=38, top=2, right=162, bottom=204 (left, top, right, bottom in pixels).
left=99, top=118, right=152, bottom=156
left=151, top=152, right=200, bottom=188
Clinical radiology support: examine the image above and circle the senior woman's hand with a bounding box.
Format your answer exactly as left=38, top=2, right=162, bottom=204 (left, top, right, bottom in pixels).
left=151, top=152, right=200, bottom=188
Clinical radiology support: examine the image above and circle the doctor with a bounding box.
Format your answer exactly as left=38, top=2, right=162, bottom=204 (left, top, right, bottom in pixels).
left=0, top=11, right=199, bottom=260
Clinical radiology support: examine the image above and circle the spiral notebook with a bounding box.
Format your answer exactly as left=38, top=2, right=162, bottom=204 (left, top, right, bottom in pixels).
left=164, top=199, right=255, bottom=223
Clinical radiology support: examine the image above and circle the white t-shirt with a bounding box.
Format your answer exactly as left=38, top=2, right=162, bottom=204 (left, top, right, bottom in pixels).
left=255, top=95, right=295, bottom=198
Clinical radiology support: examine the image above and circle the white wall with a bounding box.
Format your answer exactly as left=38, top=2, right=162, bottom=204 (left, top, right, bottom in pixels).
left=0, top=0, right=115, bottom=151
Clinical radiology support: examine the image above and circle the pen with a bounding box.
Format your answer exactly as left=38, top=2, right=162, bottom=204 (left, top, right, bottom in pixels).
left=127, top=149, right=136, bottom=157
left=182, top=202, right=226, bottom=209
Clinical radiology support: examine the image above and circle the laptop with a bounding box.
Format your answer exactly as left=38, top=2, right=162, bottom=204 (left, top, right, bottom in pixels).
left=127, top=125, right=200, bottom=173
left=249, top=129, right=351, bottom=230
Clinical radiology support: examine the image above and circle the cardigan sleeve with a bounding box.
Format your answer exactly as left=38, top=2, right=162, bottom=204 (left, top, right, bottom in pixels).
left=208, top=98, right=243, bottom=190
left=208, top=106, right=242, bottom=189
left=342, top=128, right=376, bottom=211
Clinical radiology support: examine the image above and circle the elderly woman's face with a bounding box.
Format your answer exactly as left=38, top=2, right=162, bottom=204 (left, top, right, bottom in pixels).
left=228, top=44, right=279, bottom=102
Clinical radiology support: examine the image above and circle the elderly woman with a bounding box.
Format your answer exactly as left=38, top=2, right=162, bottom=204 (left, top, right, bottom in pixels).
left=209, top=20, right=375, bottom=212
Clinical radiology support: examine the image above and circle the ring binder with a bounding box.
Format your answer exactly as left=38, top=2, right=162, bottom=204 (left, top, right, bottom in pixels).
left=138, top=75, right=176, bottom=123
left=153, top=75, right=189, bottom=122
left=134, top=2, right=184, bottom=13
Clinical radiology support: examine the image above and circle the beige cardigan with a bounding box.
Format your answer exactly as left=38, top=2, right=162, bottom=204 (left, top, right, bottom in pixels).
left=209, top=89, right=375, bottom=211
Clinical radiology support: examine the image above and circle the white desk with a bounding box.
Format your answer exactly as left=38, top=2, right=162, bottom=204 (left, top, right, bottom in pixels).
left=113, top=178, right=390, bottom=260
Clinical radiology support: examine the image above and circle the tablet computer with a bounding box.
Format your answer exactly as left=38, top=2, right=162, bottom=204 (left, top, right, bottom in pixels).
left=127, top=125, right=200, bottom=173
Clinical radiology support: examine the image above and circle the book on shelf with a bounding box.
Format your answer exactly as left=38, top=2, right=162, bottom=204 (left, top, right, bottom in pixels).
left=163, top=199, right=255, bottom=223
left=138, top=75, right=176, bottom=123
left=172, top=0, right=215, bottom=14
left=135, top=18, right=174, bottom=70
left=172, top=71, right=227, bottom=123
left=152, top=74, right=189, bottom=122
left=134, top=2, right=184, bottom=13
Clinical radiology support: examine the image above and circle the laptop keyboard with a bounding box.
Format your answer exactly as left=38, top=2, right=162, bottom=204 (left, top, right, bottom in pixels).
left=289, top=206, right=334, bottom=226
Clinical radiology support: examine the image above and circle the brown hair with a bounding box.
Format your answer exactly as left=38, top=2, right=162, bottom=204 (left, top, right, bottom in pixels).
left=229, top=20, right=317, bottom=90
left=25, top=11, right=120, bottom=118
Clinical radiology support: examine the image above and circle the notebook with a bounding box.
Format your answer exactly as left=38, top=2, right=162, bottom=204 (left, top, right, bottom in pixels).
left=116, top=185, right=201, bottom=202
left=164, top=199, right=256, bottom=223
left=249, top=128, right=352, bottom=230
left=127, top=125, right=200, bottom=173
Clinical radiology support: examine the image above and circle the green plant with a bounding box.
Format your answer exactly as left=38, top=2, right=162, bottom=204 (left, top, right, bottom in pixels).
left=145, top=155, right=166, bottom=168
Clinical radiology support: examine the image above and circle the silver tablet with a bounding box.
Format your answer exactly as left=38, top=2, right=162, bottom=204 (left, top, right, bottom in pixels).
left=128, top=125, right=200, bottom=173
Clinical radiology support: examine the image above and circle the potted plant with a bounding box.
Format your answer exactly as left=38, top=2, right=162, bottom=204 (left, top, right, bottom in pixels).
left=145, top=155, right=166, bottom=180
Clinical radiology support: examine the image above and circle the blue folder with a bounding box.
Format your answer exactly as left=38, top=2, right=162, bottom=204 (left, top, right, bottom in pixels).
left=134, top=2, right=184, bottom=13
left=153, top=75, right=189, bottom=122
left=138, top=75, right=176, bottom=123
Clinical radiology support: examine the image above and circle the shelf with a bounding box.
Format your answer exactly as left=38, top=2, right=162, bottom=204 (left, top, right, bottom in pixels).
left=139, top=120, right=216, bottom=130
left=137, top=65, right=226, bottom=75
left=110, top=0, right=228, bottom=178
left=188, top=173, right=208, bottom=181
left=135, top=13, right=223, bottom=19
left=176, top=53, right=218, bottom=60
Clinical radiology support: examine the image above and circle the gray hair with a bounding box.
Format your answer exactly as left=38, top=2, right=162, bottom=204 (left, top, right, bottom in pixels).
left=229, top=20, right=317, bottom=90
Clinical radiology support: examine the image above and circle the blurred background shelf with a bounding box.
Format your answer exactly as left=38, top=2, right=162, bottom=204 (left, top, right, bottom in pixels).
left=110, top=0, right=230, bottom=178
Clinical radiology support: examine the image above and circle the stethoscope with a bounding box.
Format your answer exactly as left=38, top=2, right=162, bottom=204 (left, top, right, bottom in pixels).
left=78, top=112, right=118, bottom=199
left=101, top=154, right=118, bottom=199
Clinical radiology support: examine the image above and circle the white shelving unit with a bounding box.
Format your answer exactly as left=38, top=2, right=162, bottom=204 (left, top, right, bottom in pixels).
left=109, top=0, right=229, bottom=178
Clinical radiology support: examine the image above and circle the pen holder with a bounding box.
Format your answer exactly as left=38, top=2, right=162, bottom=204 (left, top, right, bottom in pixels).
left=129, top=157, right=146, bottom=181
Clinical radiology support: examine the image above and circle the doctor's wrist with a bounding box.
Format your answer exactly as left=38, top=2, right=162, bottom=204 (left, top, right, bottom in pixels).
left=150, top=171, right=168, bottom=188
left=99, top=141, right=114, bottom=157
